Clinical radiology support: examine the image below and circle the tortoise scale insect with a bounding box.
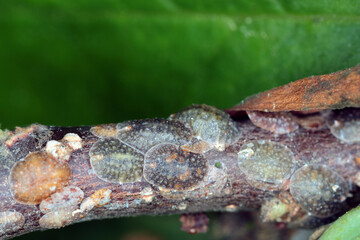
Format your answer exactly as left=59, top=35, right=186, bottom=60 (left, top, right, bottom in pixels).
left=88, top=104, right=239, bottom=191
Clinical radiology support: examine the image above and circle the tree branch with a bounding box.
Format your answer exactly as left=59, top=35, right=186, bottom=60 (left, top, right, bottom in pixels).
left=0, top=109, right=359, bottom=239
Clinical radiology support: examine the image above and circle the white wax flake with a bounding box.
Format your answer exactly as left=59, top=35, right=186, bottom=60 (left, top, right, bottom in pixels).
left=178, top=202, right=187, bottom=210
left=40, top=186, right=84, bottom=214
left=0, top=211, right=25, bottom=235
left=77, top=189, right=112, bottom=213
left=39, top=207, right=77, bottom=229
left=142, top=195, right=154, bottom=203
left=62, top=133, right=82, bottom=150
left=225, top=204, right=238, bottom=212
left=140, top=187, right=154, bottom=202
left=140, top=187, right=153, bottom=196
left=237, top=148, right=254, bottom=159
left=45, top=140, right=72, bottom=162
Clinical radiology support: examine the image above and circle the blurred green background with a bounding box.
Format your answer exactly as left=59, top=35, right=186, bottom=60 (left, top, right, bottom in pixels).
left=0, top=0, right=359, bottom=239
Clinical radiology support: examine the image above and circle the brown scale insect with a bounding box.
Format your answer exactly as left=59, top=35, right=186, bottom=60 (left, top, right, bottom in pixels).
left=9, top=151, right=71, bottom=205
left=143, top=143, right=208, bottom=191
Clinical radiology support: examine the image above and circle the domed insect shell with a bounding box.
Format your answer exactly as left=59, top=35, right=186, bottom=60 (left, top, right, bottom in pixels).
left=289, top=164, right=348, bottom=218
left=324, top=108, right=360, bottom=143
left=170, top=104, right=240, bottom=152
left=246, top=111, right=299, bottom=134
left=116, top=118, right=193, bottom=154
left=89, top=138, right=144, bottom=183
left=9, top=151, right=71, bottom=205
left=237, top=140, right=297, bottom=191
left=143, top=143, right=208, bottom=192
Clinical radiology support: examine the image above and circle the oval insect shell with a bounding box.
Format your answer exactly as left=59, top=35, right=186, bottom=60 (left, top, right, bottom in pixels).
left=290, top=164, right=348, bottom=218
left=237, top=140, right=297, bottom=191
left=40, top=186, right=84, bottom=214
left=246, top=111, right=299, bottom=134
left=170, top=104, right=240, bottom=151
left=116, top=118, right=193, bottom=154
left=39, top=207, right=77, bottom=229
left=89, top=138, right=144, bottom=183
left=325, top=108, right=360, bottom=143
left=143, top=143, right=208, bottom=191
left=9, top=151, right=71, bottom=205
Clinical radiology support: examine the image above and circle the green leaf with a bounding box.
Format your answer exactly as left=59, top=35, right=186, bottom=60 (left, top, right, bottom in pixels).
left=0, top=0, right=360, bottom=130
left=320, top=206, right=360, bottom=240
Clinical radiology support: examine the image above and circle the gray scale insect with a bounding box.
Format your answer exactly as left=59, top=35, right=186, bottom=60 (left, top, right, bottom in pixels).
left=290, top=164, right=348, bottom=218
left=237, top=140, right=297, bottom=191
left=116, top=118, right=193, bottom=154
left=89, top=138, right=144, bottom=183
left=143, top=143, right=208, bottom=191
left=170, top=104, right=240, bottom=151
left=325, top=108, right=360, bottom=143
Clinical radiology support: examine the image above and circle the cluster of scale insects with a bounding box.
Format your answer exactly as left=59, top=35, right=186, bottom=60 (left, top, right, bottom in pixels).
left=0, top=104, right=359, bottom=235
left=89, top=104, right=240, bottom=191
left=89, top=104, right=357, bottom=221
